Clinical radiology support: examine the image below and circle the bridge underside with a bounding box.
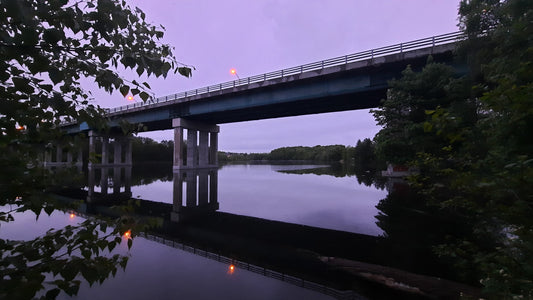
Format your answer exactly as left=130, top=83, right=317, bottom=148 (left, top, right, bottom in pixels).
left=101, top=46, right=457, bottom=132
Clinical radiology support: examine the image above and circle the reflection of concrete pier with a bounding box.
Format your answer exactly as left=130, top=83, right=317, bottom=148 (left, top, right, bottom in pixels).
left=171, top=168, right=219, bottom=222
left=87, top=165, right=132, bottom=203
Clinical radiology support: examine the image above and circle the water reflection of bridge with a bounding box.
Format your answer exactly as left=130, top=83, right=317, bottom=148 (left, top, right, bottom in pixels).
left=140, top=233, right=356, bottom=300
left=57, top=165, right=394, bottom=299
left=85, top=166, right=220, bottom=221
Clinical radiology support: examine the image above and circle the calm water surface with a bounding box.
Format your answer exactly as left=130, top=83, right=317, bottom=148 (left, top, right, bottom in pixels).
left=2, top=163, right=387, bottom=299
left=132, top=164, right=386, bottom=236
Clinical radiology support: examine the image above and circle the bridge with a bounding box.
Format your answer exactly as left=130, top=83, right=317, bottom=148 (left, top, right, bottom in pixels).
left=52, top=32, right=465, bottom=170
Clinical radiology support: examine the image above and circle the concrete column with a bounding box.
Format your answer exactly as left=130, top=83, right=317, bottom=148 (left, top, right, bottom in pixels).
left=199, top=131, right=209, bottom=167
left=125, top=137, right=132, bottom=165
left=186, top=129, right=197, bottom=167
left=114, top=139, right=122, bottom=164
left=44, top=150, right=51, bottom=165
left=210, top=132, right=218, bottom=165
left=88, top=131, right=96, bottom=167
left=173, top=127, right=184, bottom=168
left=56, top=145, right=62, bottom=163
left=76, top=148, right=83, bottom=166
left=67, top=151, right=73, bottom=163
left=101, top=137, right=109, bottom=165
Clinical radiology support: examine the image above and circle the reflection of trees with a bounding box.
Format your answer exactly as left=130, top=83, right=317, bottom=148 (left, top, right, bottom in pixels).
left=278, top=163, right=387, bottom=190
left=375, top=182, right=479, bottom=283
left=353, top=168, right=387, bottom=189
left=61, top=163, right=173, bottom=190
left=131, top=163, right=173, bottom=186
left=277, top=164, right=347, bottom=177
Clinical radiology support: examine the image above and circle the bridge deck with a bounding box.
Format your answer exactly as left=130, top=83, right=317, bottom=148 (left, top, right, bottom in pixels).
left=62, top=32, right=464, bottom=133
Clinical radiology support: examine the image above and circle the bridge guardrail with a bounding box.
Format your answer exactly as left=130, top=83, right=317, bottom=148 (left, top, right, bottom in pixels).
left=70, top=31, right=464, bottom=119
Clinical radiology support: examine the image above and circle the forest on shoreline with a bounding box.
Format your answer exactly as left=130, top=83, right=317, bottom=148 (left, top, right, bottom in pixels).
left=131, top=136, right=383, bottom=169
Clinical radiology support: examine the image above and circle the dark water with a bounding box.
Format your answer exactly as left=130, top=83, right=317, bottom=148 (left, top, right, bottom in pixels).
left=3, top=163, right=446, bottom=299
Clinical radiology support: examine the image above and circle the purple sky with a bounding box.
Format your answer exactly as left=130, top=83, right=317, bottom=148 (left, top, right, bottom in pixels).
left=92, top=0, right=461, bottom=153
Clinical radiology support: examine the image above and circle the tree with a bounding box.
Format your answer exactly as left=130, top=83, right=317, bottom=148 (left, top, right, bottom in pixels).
left=371, top=61, right=474, bottom=166
left=352, top=138, right=383, bottom=187
left=0, top=0, right=191, bottom=298
left=131, top=137, right=173, bottom=162
left=372, top=0, right=533, bottom=296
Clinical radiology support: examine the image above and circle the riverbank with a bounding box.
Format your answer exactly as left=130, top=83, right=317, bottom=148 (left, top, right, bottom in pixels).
left=323, top=257, right=482, bottom=299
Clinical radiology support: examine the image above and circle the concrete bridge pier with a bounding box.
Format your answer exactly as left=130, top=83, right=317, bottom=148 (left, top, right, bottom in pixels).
left=88, top=131, right=132, bottom=167
left=43, top=142, right=83, bottom=167
left=173, top=118, right=219, bottom=170
left=171, top=168, right=219, bottom=222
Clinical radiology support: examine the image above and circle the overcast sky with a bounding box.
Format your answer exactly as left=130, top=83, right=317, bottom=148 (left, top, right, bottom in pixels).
left=92, top=0, right=461, bottom=153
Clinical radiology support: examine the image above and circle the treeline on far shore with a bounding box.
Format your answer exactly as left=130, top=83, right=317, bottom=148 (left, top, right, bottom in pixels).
left=218, top=141, right=382, bottom=168
left=131, top=136, right=384, bottom=175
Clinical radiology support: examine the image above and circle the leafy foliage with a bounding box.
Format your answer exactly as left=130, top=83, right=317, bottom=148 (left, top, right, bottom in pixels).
left=352, top=138, right=385, bottom=187
left=372, top=0, right=533, bottom=297
left=371, top=62, right=475, bottom=166
left=0, top=0, right=191, bottom=298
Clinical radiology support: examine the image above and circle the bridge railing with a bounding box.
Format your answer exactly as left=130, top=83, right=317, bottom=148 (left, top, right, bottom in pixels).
left=100, top=31, right=463, bottom=115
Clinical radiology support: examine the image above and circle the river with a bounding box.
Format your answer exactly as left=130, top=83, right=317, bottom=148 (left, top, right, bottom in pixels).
left=1, top=163, right=399, bottom=299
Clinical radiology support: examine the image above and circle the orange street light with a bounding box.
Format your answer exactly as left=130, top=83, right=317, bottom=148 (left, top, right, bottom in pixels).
left=127, top=95, right=134, bottom=101
left=230, top=68, right=240, bottom=79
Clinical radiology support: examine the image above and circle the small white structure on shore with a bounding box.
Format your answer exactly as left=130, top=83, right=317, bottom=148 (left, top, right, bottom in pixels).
left=381, top=164, right=417, bottom=177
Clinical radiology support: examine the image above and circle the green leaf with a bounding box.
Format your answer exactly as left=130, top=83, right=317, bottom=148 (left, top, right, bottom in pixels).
left=45, top=288, right=60, bottom=299
left=39, top=84, right=53, bottom=92
left=97, top=240, right=108, bottom=251
left=60, top=267, right=78, bottom=281
left=119, top=257, right=128, bottom=270
left=49, top=68, right=64, bottom=85
left=13, top=77, right=34, bottom=94
left=177, top=67, right=192, bottom=78
left=130, top=88, right=140, bottom=95
left=44, top=205, right=54, bottom=215
left=99, top=222, right=108, bottom=233
left=119, top=85, right=129, bottom=97
left=81, top=249, right=91, bottom=259
left=139, top=91, right=149, bottom=102
left=108, top=241, right=116, bottom=252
